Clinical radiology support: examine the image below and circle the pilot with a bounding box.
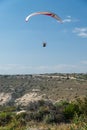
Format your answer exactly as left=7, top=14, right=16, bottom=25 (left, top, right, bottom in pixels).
left=43, top=42, right=46, bottom=47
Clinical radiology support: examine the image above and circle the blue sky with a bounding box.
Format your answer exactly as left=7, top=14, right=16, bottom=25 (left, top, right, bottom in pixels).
left=0, top=0, right=87, bottom=74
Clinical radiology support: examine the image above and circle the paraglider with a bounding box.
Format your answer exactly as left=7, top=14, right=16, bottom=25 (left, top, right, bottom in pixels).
left=25, top=11, right=62, bottom=48
left=25, top=11, right=62, bottom=23
left=42, top=42, right=47, bottom=47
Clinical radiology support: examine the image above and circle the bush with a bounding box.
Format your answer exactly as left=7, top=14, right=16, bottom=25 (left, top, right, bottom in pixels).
left=0, top=106, right=16, bottom=112
left=27, top=106, right=50, bottom=122
left=73, top=113, right=87, bottom=125
left=76, top=96, right=87, bottom=115
left=63, top=103, right=79, bottom=121
left=44, top=114, right=55, bottom=124
left=70, top=114, right=87, bottom=130
left=16, top=112, right=27, bottom=120
left=0, top=112, right=13, bottom=126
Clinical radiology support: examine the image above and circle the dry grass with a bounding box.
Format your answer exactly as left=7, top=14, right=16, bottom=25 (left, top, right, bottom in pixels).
left=26, top=122, right=71, bottom=130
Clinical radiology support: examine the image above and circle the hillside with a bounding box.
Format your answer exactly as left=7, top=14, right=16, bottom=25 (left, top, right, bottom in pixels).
left=0, top=73, right=87, bottom=107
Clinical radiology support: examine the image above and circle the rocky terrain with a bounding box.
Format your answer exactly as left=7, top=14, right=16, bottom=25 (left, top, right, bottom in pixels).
left=0, top=73, right=87, bottom=110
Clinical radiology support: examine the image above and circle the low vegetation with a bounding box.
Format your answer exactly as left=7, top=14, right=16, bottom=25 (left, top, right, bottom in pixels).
left=0, top=96, right=87, bottom=130
left=0, top=73, right=87, bottom=101
left=0, top=73, right=87, bottom=129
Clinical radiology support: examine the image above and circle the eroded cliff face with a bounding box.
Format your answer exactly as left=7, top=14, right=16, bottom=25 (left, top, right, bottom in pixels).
left=15, top=92, right=53, bottom=110
left=0, top=92, right=12, bottom=106
left=0, top=91, right=53, bottom=111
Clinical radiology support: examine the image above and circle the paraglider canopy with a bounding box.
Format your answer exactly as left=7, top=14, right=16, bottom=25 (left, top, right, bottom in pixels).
left=25, top=11, right=62, bottom=23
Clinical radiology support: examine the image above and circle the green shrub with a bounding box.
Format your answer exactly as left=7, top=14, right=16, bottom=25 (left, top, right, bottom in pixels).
left=0, top=106, right=16, bottom=112
left=0, top=112, right=13, bottom=126
left=38, top=106, right=50, bottom=115
left=38, top=99, right=45, bottom=106
left=76, top=97, right=87, bottom=115
left=43, top=112, right=64, bottom=124
left=70, top=114, right=87, bottom=130
left=63, top=103, right=79, bottom=121
left=31, top=112, right=43, bottom=121
left=44, top=114, right=55, bottom=124
left=28, top=106, right=50, bottom=122
left=73, top=113, right=87, bottom=125
left=16, top=112, right=27, bottom=120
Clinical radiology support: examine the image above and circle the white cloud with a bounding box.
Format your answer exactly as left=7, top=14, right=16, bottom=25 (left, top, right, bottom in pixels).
left=63, top=19, right=72, bottom=23
left=81, top=60, right=87, bottom=65
left=63, top=15, right=79, bottom=23
left=62, top=15, right=72, bottom=23
left=63, top=16, right=73, bottom=23
left=73, top=27, right=87, bottom=38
